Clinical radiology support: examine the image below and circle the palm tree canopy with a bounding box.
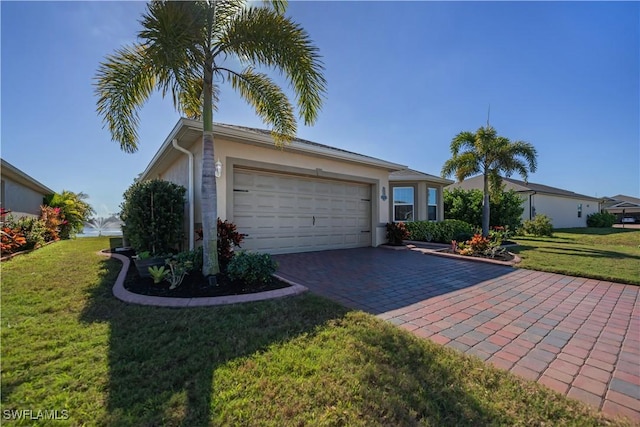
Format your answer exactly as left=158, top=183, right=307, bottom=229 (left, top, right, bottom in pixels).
left=95, top=0, right=326, bottom=152
left=441, top=125, right=538, bottom=194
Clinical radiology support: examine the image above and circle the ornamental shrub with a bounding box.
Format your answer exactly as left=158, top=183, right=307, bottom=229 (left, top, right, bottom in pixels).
left=44, top=190, right=94, bottom=239
left=40, top=205, right=63, bottom=242
left=586, top=212, right=616, bottom=228
left=217, top=219, right=245, bottom=271
left=522, top=214, right=553, bottom=237
left=1, top=226, right=27, bottom=255
left=404, top=219, right=474, bottom=243
left=226, top=251, right=277, bottom=286
left=120, top=179, right=186, bottom=255
left=2, top=215, right=47, bottom=250
left=386, top=222, right=410, bottom=245
left=404, top=221, right=439, bottom=242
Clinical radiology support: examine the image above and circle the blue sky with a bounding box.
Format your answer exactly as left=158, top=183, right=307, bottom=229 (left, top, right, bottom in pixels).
left=2, top=1, right=638, bottom=217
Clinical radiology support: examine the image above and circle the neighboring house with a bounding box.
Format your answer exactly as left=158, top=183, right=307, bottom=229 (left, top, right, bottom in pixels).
left=1, top=158, right=54, bottom=218
left=446, top=175, right=600, bottom=228
left=601, top=195, right=640, bottom=223
left=139, top=118, right=449, bottom=254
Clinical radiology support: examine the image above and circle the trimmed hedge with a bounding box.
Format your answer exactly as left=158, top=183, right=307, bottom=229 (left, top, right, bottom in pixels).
left=404, top=219, right=474, bottom=243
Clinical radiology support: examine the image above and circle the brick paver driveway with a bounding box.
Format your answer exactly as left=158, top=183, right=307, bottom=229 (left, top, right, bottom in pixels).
left=274, top=247, right=640, bottom=421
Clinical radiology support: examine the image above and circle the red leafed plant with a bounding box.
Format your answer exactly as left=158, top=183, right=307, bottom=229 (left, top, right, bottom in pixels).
left=217, top=218, right=245, bottom=271
left=466, top=233, right=490, bottom=254
left=1, top=226, right=27, bottom=255
left=40, top=205, right=62, bottom=242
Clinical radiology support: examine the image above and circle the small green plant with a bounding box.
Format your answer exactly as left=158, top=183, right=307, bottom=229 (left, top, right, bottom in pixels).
left=135, top=250, right=152, bottom=260
left=148, top=265, right=169, bottom=284
left=586, top=212, right=616, bottom=228
left=386, top=222, right=410, bottom=245
left=226, top=251, right=277, bottom=286
left=522, top=214, right=554, bottom=237
left=165, top=257, right=193, bottom=289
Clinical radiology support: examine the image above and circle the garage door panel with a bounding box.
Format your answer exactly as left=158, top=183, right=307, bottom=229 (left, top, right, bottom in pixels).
left=233, top=169, right=371, bottom=254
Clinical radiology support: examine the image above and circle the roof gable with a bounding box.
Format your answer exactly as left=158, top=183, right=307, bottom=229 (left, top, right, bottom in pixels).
left=141, top=119, right=407, bottom=181
left=389, top=168, right=453, bottom=185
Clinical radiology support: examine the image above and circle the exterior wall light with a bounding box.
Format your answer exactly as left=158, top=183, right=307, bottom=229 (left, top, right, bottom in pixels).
left=215, top=159, right=223, bottom=178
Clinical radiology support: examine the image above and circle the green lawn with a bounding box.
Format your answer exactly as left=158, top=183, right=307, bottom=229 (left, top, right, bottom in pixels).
left=1, top=237, right=630, bottom=426
left=512, top=228, right=640, bottom=285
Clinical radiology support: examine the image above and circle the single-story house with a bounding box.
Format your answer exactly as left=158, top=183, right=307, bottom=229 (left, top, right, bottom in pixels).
left=601, top=195, right=640, bottom=223
left=139, top=118, right=452, bottom=254
left=1, top=158, right=54, bottom=218
left=446, top=175, right=600, bottom=229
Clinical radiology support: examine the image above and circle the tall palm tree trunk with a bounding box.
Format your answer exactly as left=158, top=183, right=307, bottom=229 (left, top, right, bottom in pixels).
left=482, top=173, right=490, bottom=237
left=201, top=51, right=220, bottom=278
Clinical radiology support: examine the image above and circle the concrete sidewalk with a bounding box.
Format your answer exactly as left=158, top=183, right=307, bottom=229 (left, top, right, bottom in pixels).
left=274, top=247, right=640, bottom=421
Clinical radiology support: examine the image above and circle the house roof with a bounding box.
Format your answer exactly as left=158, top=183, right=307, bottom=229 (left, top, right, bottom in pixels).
left=601, top=194, right=640, bottom=211
left=607, top=194, right=640, bottom=205
left=446, top=175, right=600, bottom=202
left=1, top=158, right=54, bottom=195
left=389, top=168, right=453, bottom=185
left=141, top=118, right=407, bottom=181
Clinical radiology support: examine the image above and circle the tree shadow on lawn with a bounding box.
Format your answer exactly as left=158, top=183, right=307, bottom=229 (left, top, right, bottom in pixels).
left=80, top=257, right=351, bottom=426
left=556, top=227, right=639, bottom=236
left=77, top=255, right=536, bottom=426
left=513, top=244, right=640, bottom=260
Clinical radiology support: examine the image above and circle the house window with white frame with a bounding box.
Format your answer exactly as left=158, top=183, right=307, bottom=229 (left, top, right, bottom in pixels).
left=393, top=187, right=414, bottom=222
left=427, top=187, right=437, bottom=221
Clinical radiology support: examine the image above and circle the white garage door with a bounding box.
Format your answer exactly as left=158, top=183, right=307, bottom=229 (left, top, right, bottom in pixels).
left=233, top=169, right=372, bottom=254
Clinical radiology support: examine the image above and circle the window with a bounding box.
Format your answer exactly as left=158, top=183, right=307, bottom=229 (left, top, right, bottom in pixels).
left=427, top=187, right=437, bottom=221
left=393, top=187, right=414, bottom=222
left=578, top=204, right=582, bottom=218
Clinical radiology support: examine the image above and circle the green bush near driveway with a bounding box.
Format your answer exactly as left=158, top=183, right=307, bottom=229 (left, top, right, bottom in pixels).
left=405, top=219, right=474, bottom=243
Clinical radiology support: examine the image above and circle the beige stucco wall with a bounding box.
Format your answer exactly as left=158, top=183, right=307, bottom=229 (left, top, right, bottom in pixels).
left=525, top=193, right=599, bottom=228
left=153, top=136, right=392, bottom=248
left=1, top=178, right=46, bottom=218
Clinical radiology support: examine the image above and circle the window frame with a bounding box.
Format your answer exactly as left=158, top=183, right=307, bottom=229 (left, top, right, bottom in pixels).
left=427, top=187, right=438, bottom=221
left=392, top=186, right=415, bottom=222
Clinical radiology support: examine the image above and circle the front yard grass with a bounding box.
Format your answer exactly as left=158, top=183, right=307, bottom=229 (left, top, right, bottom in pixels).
left=1, top=237, right=630, bottom=425
left=511, top=228, right=640, bottom=285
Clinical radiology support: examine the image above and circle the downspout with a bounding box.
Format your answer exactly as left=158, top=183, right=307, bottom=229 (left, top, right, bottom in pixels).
left=172, top=139, right=194, bottom=250
left=529, top=192, right=536, bottom=219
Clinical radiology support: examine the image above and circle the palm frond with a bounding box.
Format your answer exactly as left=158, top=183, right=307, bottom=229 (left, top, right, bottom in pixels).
left=95, top=45, right=156, bottom=153
left=449, top=131, right=476, bottom=156
left=228, top=67, right=296, bottom=146
left=219, top=7, right=326, bottom=125
left=441, top=151, right=480, bottom=181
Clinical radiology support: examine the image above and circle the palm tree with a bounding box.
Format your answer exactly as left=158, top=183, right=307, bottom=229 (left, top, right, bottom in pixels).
left=441, top=126, right=537, bottom=237
left=95, top=0, right=326, bottom=277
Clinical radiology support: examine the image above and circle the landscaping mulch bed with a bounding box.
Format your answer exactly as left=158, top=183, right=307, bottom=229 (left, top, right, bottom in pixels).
left=113, top=249, right=291, bottom=298
left=438, top=248, right=516, bottom=263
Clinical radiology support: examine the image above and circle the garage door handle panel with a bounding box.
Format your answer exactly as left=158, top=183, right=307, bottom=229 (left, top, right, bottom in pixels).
left=313, top=216, right=315, bottom=225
